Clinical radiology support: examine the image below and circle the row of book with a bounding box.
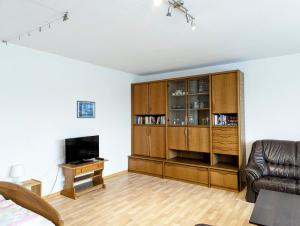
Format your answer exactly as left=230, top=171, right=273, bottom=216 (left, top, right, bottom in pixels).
left=134, top=116, right=166, bottom=125
left=214, top=114, right=238, bottom=126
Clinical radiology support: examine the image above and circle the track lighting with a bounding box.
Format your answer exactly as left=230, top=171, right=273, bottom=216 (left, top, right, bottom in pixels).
left=166, top=0, right=196, bottom=30
left=166, top=6, right=172, bottom=17
left=2, top=11, right=70, bottom=45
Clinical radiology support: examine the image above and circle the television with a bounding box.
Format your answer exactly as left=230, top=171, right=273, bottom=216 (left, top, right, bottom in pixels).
left=65, top=135, right=99, bottom=164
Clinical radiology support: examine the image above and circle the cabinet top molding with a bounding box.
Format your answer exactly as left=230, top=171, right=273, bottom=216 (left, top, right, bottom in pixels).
left=132, top=70, right=243, bottom=85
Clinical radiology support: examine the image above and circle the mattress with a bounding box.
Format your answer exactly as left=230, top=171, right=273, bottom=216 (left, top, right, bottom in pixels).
left=0, top=195, right=54, bottom=226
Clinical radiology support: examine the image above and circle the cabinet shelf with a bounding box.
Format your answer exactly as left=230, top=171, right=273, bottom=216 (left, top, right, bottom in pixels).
left=167, top=157, right=210, bottom=168
left=211, top=163, right=239, bottom=172
left=134, top=124, right=165, bottom=127
left=75, top=181, right=103, bottom=196
left=213, top=125, right=238, bottom=128
left=188, top=108, right=209, bottom=111
left=74, top=173, right=99, bottom=183
left=188, top=93, right=209, bottom=96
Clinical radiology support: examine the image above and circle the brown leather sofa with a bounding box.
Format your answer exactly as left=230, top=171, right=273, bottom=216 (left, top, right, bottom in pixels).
left=245, top=140, right=300, bottom=203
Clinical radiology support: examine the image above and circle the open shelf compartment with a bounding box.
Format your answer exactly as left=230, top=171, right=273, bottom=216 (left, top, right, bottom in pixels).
left=168, top=150, right=210, bottom=167
left=212, top=153, right=239, bottom=172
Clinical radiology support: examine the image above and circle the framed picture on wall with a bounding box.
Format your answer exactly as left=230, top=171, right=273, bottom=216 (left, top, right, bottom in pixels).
left=77, top=101, right=95, bottom=118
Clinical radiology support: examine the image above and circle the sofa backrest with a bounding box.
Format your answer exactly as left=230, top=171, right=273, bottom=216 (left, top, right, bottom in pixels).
left=253, top=140, right=300, bottom=179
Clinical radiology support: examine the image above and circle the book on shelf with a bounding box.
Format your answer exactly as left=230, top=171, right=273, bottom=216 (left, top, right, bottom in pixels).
left=214, top=114, right=238, bottom=126
left=134, top=116, right=166, bottom=125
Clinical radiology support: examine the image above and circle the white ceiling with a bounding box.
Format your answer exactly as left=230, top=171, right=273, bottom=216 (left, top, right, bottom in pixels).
left=1, top=0, right=300, bottom=75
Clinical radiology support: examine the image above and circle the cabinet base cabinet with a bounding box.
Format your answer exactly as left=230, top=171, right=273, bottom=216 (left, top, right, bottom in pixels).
left=210, top=169, right=238, bottom=191
left=128, top=156, right=241, bottom=191
left=164, top=163, right=209, bottom=185
left=128, top=157, right=163, bottom=177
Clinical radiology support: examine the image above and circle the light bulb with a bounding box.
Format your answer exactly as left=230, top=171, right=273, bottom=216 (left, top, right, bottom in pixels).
left=166, top=6, right=172, bottom=17
left=191, top=20, right=196, bottom=31
left=154, top=0, right=162, bottom=7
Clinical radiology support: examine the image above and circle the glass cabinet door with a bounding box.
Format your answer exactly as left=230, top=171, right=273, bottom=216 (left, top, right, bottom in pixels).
left=188, top=77, right=210, bottom=126
left=168, top=80, right=187, bottom=126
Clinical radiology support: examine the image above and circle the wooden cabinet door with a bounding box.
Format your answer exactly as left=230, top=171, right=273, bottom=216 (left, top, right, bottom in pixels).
left=149, top=127, right=166, bottom=158
left=212, top=73, right=238, bottom=113
left=168, top=127, right=187, bottom=151
left=188, top=127, right=210, bottom=153
left=133, top=126, right=149, bottom=156
left=133, top=84, right=148, bottom=114
left=149, top=81, right=166, bottom=114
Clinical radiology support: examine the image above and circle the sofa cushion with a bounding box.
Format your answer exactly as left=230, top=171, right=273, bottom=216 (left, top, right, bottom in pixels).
left=262, top=140, right=297, bottom=166
left=253, top=176, right=297, bottom=194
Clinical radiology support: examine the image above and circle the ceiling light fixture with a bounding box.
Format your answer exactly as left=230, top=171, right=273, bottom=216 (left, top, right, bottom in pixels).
left=166, top=0, right=196, bottom=30
left=2, top=11, right=70, bottom=45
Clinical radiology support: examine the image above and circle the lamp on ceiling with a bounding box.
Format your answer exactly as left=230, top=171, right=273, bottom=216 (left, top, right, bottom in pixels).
left=165, top=0, right=196, bottom=30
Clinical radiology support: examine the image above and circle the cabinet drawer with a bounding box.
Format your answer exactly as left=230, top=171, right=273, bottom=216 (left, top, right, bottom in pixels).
left=164, top=163, right=208, bottom=185
left=75, top=162, right=103, bottom=175
left=210, top=170, right=238, bottom=190
left=128, top=157, right=163, bottom=176
left=212, top=127, right=239, bottom=155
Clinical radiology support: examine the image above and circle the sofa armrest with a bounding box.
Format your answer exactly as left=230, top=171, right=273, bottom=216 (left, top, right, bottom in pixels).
left=245, top=162, right=263, bottom=183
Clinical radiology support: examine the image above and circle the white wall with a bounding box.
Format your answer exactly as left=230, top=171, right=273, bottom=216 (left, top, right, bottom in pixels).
left=0, top=44, right=136, bottom=195
left=134, top=53, right=300, bottom=160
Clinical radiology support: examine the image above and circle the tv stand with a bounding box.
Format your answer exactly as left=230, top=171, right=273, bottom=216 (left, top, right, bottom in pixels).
left=61, top=160, right=106, bottom=199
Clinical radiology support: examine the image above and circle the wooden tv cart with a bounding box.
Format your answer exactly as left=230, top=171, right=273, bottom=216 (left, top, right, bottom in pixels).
left=61, top=160, right=106, bottom=199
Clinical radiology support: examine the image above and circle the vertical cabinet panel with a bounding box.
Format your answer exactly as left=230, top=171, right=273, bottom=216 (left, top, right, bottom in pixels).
left=212, top=73, right=238, bottom=113
left=150, top=127, right=166, bottom=158
left=149, top=82, right=166, bottom=115
left=168, top=127, right=187, bottom=151
left=133, top=84, right=148, bottom=115
left=188, top=127, right=210, bottom=153
left=133, top=126, right=149, bottom=156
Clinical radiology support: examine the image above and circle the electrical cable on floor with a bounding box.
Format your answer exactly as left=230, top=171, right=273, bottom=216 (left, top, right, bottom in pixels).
left=50, top=165, right=60, bottom=194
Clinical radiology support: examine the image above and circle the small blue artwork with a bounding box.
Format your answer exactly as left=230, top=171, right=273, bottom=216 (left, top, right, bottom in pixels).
left=77, top=101, right=95, bottom=118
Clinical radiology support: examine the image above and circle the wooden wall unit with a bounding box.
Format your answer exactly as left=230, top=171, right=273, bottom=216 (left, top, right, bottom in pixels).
left=129, top=70, right=245, bottom=192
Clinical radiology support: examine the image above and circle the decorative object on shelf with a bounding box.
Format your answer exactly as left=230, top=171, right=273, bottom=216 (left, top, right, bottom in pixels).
left=134, top=115, right=166, bottom=125
left=171, top=89, right=186, bottom=96
left=77, top=101, right=95, bottom=118
left=2, top=12, right=69, bottom=45
left=214, top=114, right=238, bottom=126
left=10, top=164, right=24, bottom=184
left=166, top=0, right=196, bottom=30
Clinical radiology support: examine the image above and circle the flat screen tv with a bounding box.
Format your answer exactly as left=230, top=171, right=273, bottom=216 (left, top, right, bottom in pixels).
left=65, top=135, right=99, bottom=164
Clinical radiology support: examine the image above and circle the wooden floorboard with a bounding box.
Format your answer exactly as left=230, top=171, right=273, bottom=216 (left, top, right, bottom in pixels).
left=50, top=172, right=254, bottom=226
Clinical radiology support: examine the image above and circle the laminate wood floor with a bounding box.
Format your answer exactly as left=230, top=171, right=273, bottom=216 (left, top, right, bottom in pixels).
left=50, top=173, right=254, bottom=226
